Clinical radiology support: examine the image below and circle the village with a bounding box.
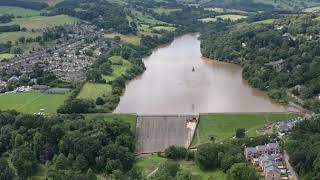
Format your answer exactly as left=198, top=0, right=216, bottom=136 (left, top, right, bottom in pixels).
left=0, top=24, right=115, bottom=93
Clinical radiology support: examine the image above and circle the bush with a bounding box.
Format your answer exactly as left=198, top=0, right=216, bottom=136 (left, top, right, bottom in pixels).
left=164, top=146, right=187, bottom=160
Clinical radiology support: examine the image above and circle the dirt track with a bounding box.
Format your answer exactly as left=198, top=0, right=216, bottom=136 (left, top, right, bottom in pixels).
left=135, top=115, right=198, bottom=154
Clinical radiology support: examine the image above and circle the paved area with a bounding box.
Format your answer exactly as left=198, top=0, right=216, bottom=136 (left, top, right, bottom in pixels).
left=135, top=114, right=198, bottom=154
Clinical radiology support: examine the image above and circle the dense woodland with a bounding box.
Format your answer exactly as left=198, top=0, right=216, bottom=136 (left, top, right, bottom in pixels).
left=285, top=117, right=320, bottom=179
left=0, top=111, right=139, bottom=179
left=201, top=14, right=320, bottom=112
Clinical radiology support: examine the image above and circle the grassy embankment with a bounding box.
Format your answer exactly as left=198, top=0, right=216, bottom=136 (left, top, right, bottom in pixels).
left=191, top=113, right=298, bottom=147
left=136, top=155, right=226, bottom=180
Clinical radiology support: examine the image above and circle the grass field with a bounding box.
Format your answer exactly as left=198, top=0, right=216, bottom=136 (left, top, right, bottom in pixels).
left=192, top=113, right=298, bottom=146
left=152, top=7, right=181, bottom=15
left=77, top=82, right=112, bottom=100
left=251, top=19, right=275, bottom=24
left=105, top=32, right=141, bottom=45
left=0, top=92, right=69, bottom=114
left=103, top=56, right=133, bottom=82
left=1, top=15, right=78, bottom=29
left=136, top=155, right=226, bottom=179
left=78, top=56, right=133, bottom=100
left=132, top=10, right=169, bottom=26
left=151, top=25, right=176, bottom=32
left=0, top=6, right=41, bottom=17
left=85, top=113, right=137, bottom=131
left=0, top=53, right=15, bottom=60
left=204, top=7, right=224, bottom=13
left=0, top=31, right=41, bottom=43
left=200, top=15, right=247, bottom=23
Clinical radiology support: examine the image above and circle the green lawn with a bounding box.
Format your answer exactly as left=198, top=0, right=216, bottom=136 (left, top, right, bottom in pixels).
left=0, top=92, right=69, bottom=114
left=85, top=113, right=137, bottom=131
left=1, top=15, right=78, bottom=30
left=0, top=31, right=41, bottom=43
left=77, top=82, right=112, bottom=100
left=0, top=53, right=15, bottom=60
left=192, top=113, right=298, bottom=146
left=136, top=155, right=226, bottom=179
left=0, top=6, right=41, bottom=17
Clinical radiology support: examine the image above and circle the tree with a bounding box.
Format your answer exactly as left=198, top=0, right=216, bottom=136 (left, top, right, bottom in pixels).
left=175, top=170, right=192, bottom=180
left=227, top=163, right=259, bottom=180
left=236, top=128, right=246, bottom=138
left=55, top=153, right=68, bottom=170
left=195, top=143, right=221, bottom=170
left=164, top=146, right=187, bottom=160
left=86, top=169, right=97, bottom=180
left=96, top=97, right=105, bottom=105
left=73, top=154, right=88, bottom=171
left=11, top=145, right=37, bottom=179
left=0, top=157, right=14, bottom=180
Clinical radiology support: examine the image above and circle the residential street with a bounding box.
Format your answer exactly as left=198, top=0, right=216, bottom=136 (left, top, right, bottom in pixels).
left=284, top=150, right=298, bottom=180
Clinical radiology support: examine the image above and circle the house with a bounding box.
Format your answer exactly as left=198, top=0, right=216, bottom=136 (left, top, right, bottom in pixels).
left=0, top=80, right=7, bottom=92
left=257, top=145, right=268, bottom=156
left=8, top=75, right=19, bottom=82
left=265, top=164, right=281, bottom=180
left=258, top=154, right=281, bottom=180
left=244, top=142, right=280, bottom=161
left=267, top=143, right=280, bottom=154
left=245, top=147, right=258, bottom=161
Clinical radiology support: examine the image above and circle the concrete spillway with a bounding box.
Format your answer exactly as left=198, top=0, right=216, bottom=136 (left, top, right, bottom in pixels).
left=135, top=114, right=198, bottom=154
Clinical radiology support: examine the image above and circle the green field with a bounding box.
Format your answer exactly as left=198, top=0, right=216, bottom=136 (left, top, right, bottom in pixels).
left=136, top=155, right=226, bottom=179
left=152, top=7, right=181, bottom=15
left=85, top=113, right=137, bottom=131
left=1, top=15, right=78, bottom=29
left=132, top=10, right=169, bottom=26
left=0, top=6, right=41, bottom=17
left=204, top=7, right=224, bottom=13
left=151, top=25, right=176, bottom=32
left=78, top=56, right=134, bottom=100
left=192, top=113, right=298, bottom=146
left=103, top=56, right=133, bottom=82
left=30, top=0, right=64, bottom=6
left=0, top=31, right=41, bottom=43
left=0, top=92, right=69, bottom=114
left=77, top=82, right=112, bottom=100
left=201, top=14, right=247, bottom=23
left=105, top=32, right=141, bottom=45
left=0, top=53, right=15, bottom=60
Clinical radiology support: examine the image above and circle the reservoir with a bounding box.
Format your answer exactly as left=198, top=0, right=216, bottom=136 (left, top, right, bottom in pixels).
left=114, top=34, right=295, bottom=114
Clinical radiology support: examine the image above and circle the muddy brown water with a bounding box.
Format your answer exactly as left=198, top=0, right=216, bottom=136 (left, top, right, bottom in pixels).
left=114, top=34, right=296, bottom=114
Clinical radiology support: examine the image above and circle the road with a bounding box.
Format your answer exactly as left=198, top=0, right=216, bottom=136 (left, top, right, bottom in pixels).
left=284, top=150, right=298, bottom=180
